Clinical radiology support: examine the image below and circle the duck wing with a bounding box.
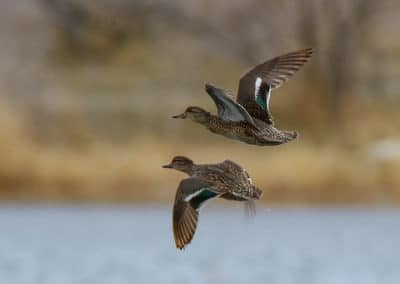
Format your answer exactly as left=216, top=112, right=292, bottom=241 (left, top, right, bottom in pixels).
left=221, top=160, right=251, bottom=184
left=237, top=48, right=313, bottom=123
left=205, top=83, right=258, bottom=129
left=173, top=177, right=220, bottom=250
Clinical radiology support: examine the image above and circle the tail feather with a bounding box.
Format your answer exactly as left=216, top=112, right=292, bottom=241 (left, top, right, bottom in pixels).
left=252, top=186, right=263, bottom=199
left=281, top=130, right=298, bottom=142
left=244, top=200, right=256, bottom=218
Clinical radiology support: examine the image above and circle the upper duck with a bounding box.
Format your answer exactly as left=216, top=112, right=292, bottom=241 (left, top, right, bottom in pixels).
left=173, top=48, right=313, bottom=146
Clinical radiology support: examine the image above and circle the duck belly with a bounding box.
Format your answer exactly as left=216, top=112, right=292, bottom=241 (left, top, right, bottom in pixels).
left=220, top=192, right=249, bottom=201
left=249, top=119, right=297, bottom=146
left=207, top=121, right=257, bottom=144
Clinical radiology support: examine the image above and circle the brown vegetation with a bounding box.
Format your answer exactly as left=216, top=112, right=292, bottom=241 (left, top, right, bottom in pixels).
left=1, top=98, right=400, bottom=205
left=1, top=0, right=400, bottom=204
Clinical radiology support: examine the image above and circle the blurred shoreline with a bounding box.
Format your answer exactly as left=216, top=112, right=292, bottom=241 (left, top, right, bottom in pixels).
left=0, top=0, right=400, bottom=205
left=1, top=104, right=399, bottom=205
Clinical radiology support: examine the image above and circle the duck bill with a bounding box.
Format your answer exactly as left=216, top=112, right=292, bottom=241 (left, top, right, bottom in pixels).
left=172, top=113, right=186, bottom=119
left=162, top=164, right=173, bottom=169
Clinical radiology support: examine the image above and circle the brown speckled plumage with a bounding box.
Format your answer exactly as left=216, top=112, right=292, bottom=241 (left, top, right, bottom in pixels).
left=203, top=113, right=297, bottom=146
left=172, top=48, right=312, bottom=146
left=163, top=156, right=262, bottom=250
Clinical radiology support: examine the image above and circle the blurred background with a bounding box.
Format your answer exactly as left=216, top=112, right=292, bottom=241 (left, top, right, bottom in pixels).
left=1, top=0, right=400, bottom=283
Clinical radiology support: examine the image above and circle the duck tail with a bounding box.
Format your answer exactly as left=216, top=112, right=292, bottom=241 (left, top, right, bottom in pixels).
left=252, top=186, right=263, bottom=200
left=283, top=130, right=298, bottom=141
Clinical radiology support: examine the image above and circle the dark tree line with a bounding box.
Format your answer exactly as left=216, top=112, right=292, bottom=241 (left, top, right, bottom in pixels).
left=41, top=0, right=384, bottom=117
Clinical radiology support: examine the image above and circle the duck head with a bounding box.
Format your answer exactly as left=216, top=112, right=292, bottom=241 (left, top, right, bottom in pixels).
left=172, top=107, right=210, bottom=124
left=162, top=156, right=194, bottom=174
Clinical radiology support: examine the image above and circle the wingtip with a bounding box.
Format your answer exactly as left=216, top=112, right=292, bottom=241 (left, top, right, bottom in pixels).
left=304, top=47, right=314, bottom=56
left=175, top=239, right=189, bottom=250
left=204, top=82, right=215, bottom=92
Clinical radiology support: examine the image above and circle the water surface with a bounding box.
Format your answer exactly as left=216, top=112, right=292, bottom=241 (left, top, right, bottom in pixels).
left=0, top=206, right=399, bottom=284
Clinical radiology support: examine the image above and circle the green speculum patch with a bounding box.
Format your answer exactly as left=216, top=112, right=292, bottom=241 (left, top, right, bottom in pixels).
left=190, top=189, right=218, bottom=209
left=199, top=189, right=218, bottom=199
left=256, top=95, right=267, bottom=111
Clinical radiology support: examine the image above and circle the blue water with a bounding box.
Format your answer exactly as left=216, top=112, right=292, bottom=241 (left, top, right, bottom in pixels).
left=0, top=206, right=399, bottom=284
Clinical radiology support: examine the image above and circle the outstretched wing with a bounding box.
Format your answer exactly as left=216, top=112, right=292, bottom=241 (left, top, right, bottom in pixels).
left=205, top=83, right=258, bottom=129
left=221, top=160, right=250, bottom=183
left=173, top=177, right=219, bottom=250
left=237, top=48, right=313, bottom=122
